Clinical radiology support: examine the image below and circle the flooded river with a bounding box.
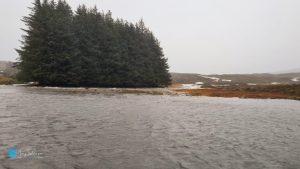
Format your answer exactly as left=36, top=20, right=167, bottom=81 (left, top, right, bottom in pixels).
left=0, top=85, right=299, bottom=169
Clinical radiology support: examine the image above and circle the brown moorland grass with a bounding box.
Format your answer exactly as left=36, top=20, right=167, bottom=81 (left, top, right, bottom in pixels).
left=0, top=76, right=17, bottom=85
left=175, top=88, right=300, bottom=100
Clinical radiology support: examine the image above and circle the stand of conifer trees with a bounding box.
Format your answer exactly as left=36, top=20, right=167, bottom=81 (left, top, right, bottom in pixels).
left=17, top=0, right=171, bottom=87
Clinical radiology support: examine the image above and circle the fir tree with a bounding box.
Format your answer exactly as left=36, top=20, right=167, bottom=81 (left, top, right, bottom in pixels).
left=43, top=0, right=80, bottom=86
left=17, top=0, right=44, bottom=82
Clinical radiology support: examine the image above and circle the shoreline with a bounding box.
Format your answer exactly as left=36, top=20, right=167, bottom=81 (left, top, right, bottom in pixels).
left=173, top=88, right=300, bottom=101
left=2, top=84, right=300, bottom=100
left=11, top=84, right=176, bottom=96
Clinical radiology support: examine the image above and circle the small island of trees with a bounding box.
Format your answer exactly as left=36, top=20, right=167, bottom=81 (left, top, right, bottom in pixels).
left=17, top=0, right=171, bottom=87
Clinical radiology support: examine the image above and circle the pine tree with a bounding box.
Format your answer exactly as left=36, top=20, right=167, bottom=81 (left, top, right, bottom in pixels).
left=73, top=5, right=99, bottom=86
left=43, top=0, right=80, bottom=86
left=17, top=0, right=44, bottom=82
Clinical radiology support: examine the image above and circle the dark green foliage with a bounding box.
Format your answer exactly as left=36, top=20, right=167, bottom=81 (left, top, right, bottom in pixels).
left=17, top=0, right=171, bottom=87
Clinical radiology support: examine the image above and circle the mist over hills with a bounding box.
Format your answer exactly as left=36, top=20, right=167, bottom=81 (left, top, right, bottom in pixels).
left=0, top=61, right=9, bottom=70
left=0, top=61, right=17, bottom=76
left=272, top=68, right=300, bottom=74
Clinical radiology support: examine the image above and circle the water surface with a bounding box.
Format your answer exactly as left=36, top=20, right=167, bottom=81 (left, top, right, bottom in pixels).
left=0, top=86, right=299, bottom=169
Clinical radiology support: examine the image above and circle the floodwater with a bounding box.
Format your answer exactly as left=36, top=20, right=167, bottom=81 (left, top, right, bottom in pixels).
left=0, top=85, right=299, bottom=169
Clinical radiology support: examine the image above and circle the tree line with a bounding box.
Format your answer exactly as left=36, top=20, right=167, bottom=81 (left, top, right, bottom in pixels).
left=17, top=0, right=171, bottom=87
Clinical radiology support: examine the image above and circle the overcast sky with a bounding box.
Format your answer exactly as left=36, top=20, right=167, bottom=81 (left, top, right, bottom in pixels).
left=0, top=0, right=300, bottom=74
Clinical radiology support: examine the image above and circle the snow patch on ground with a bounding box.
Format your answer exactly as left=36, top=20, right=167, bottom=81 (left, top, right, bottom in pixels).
left=247, top=83, right=257, bottom=86
left=195, top=82, right=204, bottom=85
left=199, top=75, right=220, bottom=82
left=181, top=84, right=202, bottom=89
left=199, top=75, right=232, bottom=83
left=222, top=79, right=232, bottom=82
left=212, top=84, right=230, bottom=87
left=291, top=77, right=299, bottom=82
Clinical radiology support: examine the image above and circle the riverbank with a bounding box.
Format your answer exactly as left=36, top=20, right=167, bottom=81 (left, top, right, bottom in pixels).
left=4, top=83, right=300, bottom=100
left=0, top=76, right=17, bottom=85
left=172, top=84, right=300, bottom=100
left=14, top=85, right=176, bottom=96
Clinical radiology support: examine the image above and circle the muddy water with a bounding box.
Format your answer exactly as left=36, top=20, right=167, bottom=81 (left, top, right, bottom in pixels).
left=0, top=85, right=299, bottom=169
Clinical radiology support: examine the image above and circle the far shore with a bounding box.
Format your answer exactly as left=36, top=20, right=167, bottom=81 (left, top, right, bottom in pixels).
left=171, top=84, right=300, bottom=101
left=1, top=83, right=299, bottom=101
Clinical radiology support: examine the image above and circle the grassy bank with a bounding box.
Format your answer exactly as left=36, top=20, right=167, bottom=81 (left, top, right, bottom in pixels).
left=174, top=85, right=300, bottom=100
left=0, top=77, right=17, bottom=85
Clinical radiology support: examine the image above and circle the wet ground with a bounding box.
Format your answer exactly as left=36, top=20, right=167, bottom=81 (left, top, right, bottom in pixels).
left=0, top=85, right=299, bottom=169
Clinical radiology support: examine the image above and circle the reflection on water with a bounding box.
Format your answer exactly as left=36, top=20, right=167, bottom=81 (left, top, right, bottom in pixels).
left=0, top=85, right=300, bottom=169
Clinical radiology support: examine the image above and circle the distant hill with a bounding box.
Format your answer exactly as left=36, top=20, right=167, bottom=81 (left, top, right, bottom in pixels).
left=171, top=72, right=300, bottom=85
left=0, top=61, right=9, bottom=70
left=0, top=61, right=18, bottom=77
left=273, top=68, right=300, bottom=74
